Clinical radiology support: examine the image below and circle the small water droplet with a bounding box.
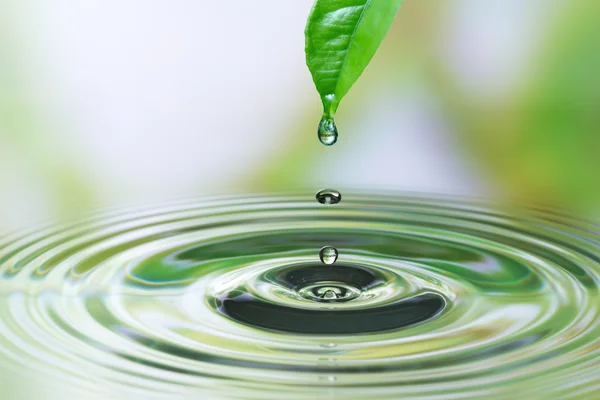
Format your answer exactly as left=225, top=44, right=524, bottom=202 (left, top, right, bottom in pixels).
left=319, top=246, right=339, bottom=265
left=316, top=189, right=341, bottom=205
left=318, top=116, right=338, bottom=146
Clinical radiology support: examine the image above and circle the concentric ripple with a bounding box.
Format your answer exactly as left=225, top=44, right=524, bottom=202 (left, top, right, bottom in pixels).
left=0, top=194, right=599, bottom=399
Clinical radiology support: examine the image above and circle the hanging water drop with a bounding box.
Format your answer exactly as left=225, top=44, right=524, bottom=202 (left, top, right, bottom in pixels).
left=316, top=189, right=341, bottom=205
left=319, top=246, right=339, bottom=265
left=318, top=115, right=338, bottom=146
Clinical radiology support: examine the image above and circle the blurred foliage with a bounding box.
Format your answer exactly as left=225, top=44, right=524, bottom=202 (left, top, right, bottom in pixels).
left=2, top=0, right=599, bottom=214
left=247, top=0, right=600, bottom=212
left=0, top=5, right=96, bottom=219
left=434, top=0, right=600, bottom=211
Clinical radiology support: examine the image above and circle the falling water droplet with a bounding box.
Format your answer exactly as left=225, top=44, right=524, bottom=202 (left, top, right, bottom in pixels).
left=319, top=246, right=339, bottom=265
left=316, top=189, right=341, bottom=205
left=318, top=116, right=338, bottom=146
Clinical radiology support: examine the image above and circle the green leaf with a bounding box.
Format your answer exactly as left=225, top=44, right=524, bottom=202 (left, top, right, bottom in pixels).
left=305, top=0, right=403, bottom=115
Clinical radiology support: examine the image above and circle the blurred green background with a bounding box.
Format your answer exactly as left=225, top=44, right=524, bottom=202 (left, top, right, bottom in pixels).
left=1, top=0, right=599, bottom=235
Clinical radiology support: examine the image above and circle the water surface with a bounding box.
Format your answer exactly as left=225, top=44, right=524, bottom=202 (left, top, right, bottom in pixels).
left=0, top=194, right=598, bottom=399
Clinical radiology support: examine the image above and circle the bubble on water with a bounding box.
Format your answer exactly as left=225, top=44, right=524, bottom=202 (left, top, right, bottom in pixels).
left=316, top=189, right=341, bottom=205
left=299, top=281, right=362, bottom=303
left=319, top=246, right=338, bottom=265
left=318, top=116, right=338, bottom=146
left=320, top=288, right=340, bottom=300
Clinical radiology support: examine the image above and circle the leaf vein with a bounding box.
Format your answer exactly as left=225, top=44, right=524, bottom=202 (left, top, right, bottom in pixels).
left=331, top=0, right=372, bottom=97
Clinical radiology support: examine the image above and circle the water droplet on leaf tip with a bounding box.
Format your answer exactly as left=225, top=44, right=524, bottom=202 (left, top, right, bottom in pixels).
left=318, top=116, right=338, bottom=146
left=319, top=246, right=339, bottom=265
left=316, top=189, right=341, bottom=205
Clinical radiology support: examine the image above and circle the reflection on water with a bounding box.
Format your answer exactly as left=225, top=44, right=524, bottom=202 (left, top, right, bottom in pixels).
left=0, top=194, right=599, bottom=399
